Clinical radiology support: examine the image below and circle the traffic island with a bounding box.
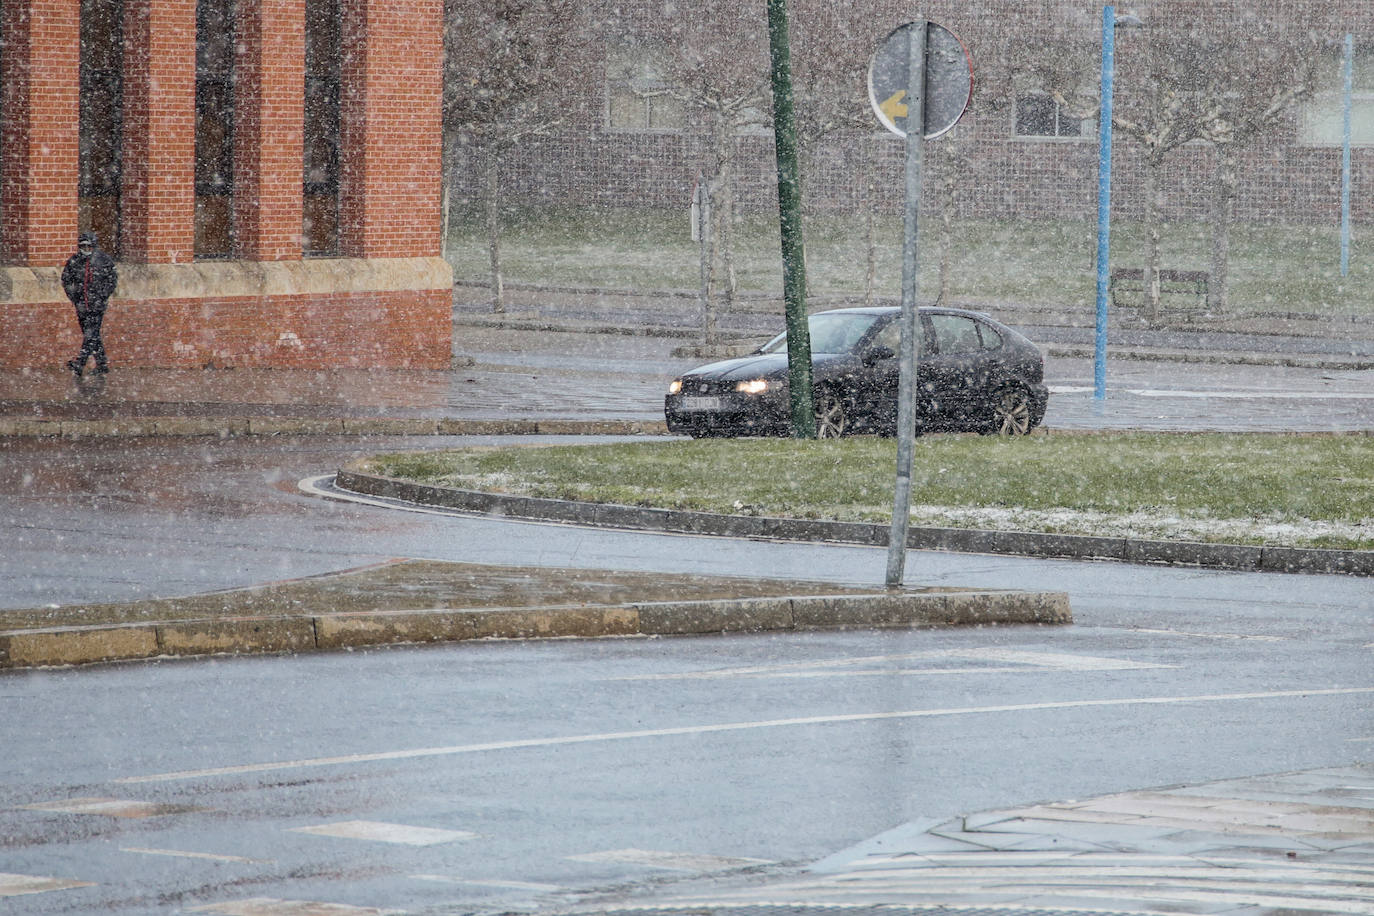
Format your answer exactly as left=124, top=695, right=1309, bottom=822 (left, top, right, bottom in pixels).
left=0, top=560, right=1070, bottom=669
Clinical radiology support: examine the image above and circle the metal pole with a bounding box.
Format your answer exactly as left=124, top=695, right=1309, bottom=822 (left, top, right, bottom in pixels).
left=1343, top=33, right=1353, bottom=279
left=766, top=0, right=815, bottom=438
left=885, top=21, right=926, bottom=588
left=1093, top=5, right=1116, bottom=403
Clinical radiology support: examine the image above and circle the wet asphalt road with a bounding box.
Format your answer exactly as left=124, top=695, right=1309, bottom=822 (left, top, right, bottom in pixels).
left=1, top=488, right=1371, bottom=914
left=1, top=332, right=1371, bottom=914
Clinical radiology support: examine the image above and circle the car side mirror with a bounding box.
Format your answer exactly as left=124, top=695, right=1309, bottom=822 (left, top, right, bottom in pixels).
left=863, top=346, right=896, bottom=366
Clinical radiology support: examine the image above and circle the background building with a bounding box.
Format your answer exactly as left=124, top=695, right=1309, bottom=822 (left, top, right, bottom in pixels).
left=445, top=0, right=1373, bottom=229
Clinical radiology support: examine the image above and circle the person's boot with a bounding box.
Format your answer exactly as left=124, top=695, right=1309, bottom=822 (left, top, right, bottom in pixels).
left=66, top=358, right=83, bottom=378
left=93, top=361, right=109, bottom=375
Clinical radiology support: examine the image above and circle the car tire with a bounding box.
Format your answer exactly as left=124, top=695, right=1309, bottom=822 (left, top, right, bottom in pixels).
left=814, top=389, right=848, bottom=439
left=990, top=386, right=1033, bottom=436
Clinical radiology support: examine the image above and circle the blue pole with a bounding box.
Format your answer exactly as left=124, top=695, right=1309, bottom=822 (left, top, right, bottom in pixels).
left=1094, top=5, right=1116, bottom=403
left=1342, top=33, right=1353, bottom=278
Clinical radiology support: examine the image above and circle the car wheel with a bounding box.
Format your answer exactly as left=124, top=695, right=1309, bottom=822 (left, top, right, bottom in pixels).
left=991, top=386, right=1033, bottom=436
left=814, top=390, right=848, bottom=438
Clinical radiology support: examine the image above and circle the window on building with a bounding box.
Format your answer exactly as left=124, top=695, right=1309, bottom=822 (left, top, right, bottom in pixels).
left=80, top=0, right=122, bottom=257
left=195, top=0, right=235, bottom=258
left=606, top=44, right=683, bottom=131
left=1014, top=93, right=1085, bottom=139
left=303, top=0, right=340, bottom=256
left=1300, top=49, right=1374, bottom=146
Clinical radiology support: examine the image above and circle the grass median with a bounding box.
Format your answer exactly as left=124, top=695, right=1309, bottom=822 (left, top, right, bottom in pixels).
left=361, top=432, right=1374, bottom=551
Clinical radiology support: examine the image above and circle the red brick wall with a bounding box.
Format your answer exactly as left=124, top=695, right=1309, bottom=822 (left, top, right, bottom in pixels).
left=234, top=0, right=306, bottom=260
left=121, top=0, right=196, bottom=263
left=338, top=0, right=443, bottom=258
left=0, top=0, right=80, bottom=266
left=4, top=289, right=451, bottom=368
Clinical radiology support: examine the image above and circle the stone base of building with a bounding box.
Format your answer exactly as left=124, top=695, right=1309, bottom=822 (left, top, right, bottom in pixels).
left=0, top=257, right=453, bottom=369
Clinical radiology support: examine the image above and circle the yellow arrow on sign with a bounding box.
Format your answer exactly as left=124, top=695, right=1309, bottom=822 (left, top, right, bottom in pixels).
left=880, top=89, right=908, bottom=122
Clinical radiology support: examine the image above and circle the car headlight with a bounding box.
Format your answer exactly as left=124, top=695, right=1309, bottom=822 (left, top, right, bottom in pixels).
left=735, top=379, right=769, bottom=394
left=668, top=379, right=683, bottom=394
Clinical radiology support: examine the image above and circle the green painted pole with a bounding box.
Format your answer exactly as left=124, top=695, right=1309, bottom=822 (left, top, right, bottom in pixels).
left=766, top=0, right=815, bottom=438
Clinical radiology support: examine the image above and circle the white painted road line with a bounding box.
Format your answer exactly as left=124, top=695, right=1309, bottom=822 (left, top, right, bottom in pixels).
left=409, top=876, right=563, bottom=892
left=0, top=872, right=95, bottom=897
left=17, top=796, right=195, bottom=818
left=115, top=686, right=1374, bottom=785
left=611, top=649, right=1170, bottom=681
left=289, top=820, right=477, bottom=846
left=1049, top=385, right=1374, bottom=400
left=1130, top=627, right=1286, bottom=642
left=189, top=899, right=404, bottom=915
left=567, top=848, right=773, bottom=871
left=121, top=847, right=272, bottom=864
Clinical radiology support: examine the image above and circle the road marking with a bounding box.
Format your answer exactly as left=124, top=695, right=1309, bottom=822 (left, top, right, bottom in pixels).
left=189, top=899, right=403, bottom=915
left=115, top=686, right=1374, bottom=785
left=661, top=856, right=1374, bottom=915
left=17, top=796, right=197, bottom=818
left=121, top=847, right=271, bottom=864
left=567, top=848, right=773, bottom=872
left=410, top=875, right=563, bottom=892
left=1049, top=385, right=1374, bottom=401
left=611, top=648, right=1170, bottom=681
left=1130, top=627, right=1285, bottom=642
left=289, top=820, right=476, bottom=846
left=0, top=872, right=95, bottom=897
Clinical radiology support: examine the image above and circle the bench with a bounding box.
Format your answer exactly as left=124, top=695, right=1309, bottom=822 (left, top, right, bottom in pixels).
left=1108, top=267, right=1209, bottom=312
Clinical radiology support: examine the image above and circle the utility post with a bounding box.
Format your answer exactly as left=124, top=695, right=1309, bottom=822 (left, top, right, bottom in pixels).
left=766, top=0, right=816, bottom=438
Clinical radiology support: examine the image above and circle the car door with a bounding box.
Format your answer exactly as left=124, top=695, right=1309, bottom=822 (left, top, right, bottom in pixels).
left=866, top=314, right=934, bottom=431
left=924, top=313, right=989, bottom=424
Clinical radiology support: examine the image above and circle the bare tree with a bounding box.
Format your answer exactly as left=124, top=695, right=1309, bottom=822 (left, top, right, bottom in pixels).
left=649, top=9, right=772, bottom=343
left=444, top=0, right=589, bottom=312
left=789, top=7, right=881, bottom=304
left=1195, top=14, right=1323, bottom=313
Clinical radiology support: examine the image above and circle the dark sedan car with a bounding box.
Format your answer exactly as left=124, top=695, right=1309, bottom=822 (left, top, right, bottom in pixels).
left=665, top=306, right=1048, bottom=438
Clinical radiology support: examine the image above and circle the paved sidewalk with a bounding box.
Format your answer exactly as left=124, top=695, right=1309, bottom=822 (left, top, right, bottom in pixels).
left=608, top=766, right=1374, bottom=916
left=3, top=294, right=1374, bottom=437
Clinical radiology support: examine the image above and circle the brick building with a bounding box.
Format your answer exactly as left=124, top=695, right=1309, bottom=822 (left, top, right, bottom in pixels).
left=0, top=0, right=450, bottom=369
left=450, top=1, right=1374, bottom=232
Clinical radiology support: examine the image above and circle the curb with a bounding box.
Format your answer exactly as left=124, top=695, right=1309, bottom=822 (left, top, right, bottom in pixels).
left=336, top=470, right=1374, bottom=578
left=0, top=590, right=1071, bottom=669
left=0, top=416, right=671, bottom=440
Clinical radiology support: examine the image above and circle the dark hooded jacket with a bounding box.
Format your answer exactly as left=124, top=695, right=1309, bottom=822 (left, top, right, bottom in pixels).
left=61, top=235, right=118, bottom=313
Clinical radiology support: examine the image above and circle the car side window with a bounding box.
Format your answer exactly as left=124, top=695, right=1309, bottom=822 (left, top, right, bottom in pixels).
left=978, top=323, right=1003, bottom=350
left=871, top=318, right=933, bottom=357
left=931, top=315, right=981, bottom=355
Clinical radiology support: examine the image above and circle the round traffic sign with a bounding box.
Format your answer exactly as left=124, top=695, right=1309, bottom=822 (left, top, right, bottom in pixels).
left=868, top=20, right=973, bottom=140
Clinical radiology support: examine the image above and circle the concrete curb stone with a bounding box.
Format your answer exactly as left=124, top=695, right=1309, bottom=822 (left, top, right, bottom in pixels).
left=336, top=471, right=1373, bottom=578
left=0, top=591, right=1071, bottom=669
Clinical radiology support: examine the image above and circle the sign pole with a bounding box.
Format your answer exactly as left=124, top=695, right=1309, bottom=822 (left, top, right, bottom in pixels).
left=885, top=22, right=927, bottom=588
left=1342, top=33, right=1353, bottom=279
left=1093, top=5, right=1116, bottom=403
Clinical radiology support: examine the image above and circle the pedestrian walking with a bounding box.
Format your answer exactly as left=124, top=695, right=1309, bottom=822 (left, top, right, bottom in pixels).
left=61, top=231, right=118, bottom=377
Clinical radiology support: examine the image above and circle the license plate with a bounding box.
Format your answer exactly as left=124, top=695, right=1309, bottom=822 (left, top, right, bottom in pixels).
left=680, top=396, right=722, bottom=411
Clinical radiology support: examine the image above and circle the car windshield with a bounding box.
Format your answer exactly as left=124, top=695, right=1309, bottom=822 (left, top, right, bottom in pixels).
left=759, top=311, right=882, bottom=355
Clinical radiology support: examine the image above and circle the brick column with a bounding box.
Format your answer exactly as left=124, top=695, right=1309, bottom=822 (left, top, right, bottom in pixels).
left=338, top=0, right=442, bottom=259
left=0, top=0, right=80, bottom=266
left=233, top=0, right=305, bottom=260
left=121, top=0, right=195, bottom=263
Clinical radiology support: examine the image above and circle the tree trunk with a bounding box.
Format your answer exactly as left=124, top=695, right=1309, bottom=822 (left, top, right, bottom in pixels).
left=483, top=152, right=505, bottom=314
left=1207, top=148, right=1235, bottom=314
left=864, top=136, right=879, bottom=308
left=936, top=147, right=955, bottom=306
left=1142, top=157, right=1163, bottom=324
